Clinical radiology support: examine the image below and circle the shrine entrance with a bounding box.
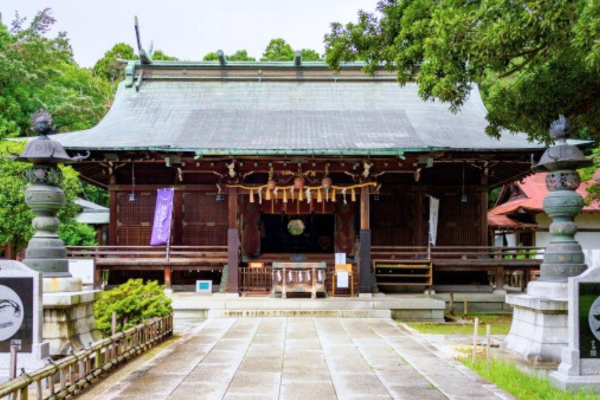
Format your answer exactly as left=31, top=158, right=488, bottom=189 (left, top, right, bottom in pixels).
left=261, top=214, right=335, bottom=254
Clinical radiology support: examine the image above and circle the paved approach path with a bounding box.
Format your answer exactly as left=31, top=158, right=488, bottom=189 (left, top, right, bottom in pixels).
left=98, top=318, right=516, bottom=400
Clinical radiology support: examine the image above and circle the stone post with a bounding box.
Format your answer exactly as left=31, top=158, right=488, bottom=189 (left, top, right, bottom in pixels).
left=503, top=116, right=593, bottom=365
left=16, top=110, right=101, bottom=356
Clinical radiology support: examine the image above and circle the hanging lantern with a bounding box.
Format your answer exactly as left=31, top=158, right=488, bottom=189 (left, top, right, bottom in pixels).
left=298, top=188, right=304, bottom=202
left=267, top=179, right=276, bottom=191
left=294, top=176, right=305, bottom=190
left=351, top=188, right=356, bottom=202
left=249, top=189, right=255, bottom=203
left=321, top=176, right=332, bottom=191
left=265, top=188, right=271, bottom=201
left=283, top=188, right=288, bottom=203
left=331, top=188, right=336, bottom=202
left=317, top=189, right=323, bottom=203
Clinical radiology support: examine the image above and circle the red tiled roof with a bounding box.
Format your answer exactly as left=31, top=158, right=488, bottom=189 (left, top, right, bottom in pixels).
left=489, top=173, right=600, bottom=216
left=487, top=214, right=538, bottom=229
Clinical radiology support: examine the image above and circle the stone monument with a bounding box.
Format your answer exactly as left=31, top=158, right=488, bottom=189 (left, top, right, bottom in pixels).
left=15, top=110, right=101, bottom=356
left=0, top=261, right=49, bottom=382
left=550, top=267, right=600, bottom=391
left=503, top=116, right=593, bottom=364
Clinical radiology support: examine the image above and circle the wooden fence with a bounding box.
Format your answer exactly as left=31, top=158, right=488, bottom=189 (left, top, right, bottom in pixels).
left=0, top=314, right=173, bottom=400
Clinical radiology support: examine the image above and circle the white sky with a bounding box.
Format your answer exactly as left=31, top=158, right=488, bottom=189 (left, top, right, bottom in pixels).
left=1, top=0, right=380, bottom=68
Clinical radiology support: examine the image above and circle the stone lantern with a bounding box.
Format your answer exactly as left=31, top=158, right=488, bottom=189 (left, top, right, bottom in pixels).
left=532, top=115, right=593, bottom=282
left=503, top=115, right=593, bottom=364
left=15, top=110, right=99, bottom=355
left=16, top=110, right=88, bottom=285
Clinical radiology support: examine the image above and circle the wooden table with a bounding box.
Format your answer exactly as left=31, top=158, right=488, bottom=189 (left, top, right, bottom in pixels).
left=271, top=262, right=327, bottom=299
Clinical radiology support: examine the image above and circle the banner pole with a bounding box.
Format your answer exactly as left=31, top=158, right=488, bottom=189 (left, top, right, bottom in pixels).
left=166, top=188, right=174, bottom=261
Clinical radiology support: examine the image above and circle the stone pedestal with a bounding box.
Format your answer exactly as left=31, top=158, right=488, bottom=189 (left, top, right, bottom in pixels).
left=503, top=281, right=568, bottom=365
left=42, top=282, right=101, bottom=356
left=550, top=267, right=600, bottom=392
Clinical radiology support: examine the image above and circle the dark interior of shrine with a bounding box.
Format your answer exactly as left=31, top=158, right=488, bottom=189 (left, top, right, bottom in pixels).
left=261, top=214, right=335, bottom=254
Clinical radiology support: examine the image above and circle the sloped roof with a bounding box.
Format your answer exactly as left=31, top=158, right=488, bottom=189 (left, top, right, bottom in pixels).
left=54, top=61, right=551, bottom=155
left=487, top=214, right=538, bottom=229
left=74, top=198, right=109, bottom=225
left=489, top=172, right=600, bottom=216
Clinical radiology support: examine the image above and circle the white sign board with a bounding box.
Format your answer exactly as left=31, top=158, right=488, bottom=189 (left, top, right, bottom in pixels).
left=68, top=259, right=95, bottom=285
left=196, top=280, right=212, bottom=293
left=335, top=253, right=346, bottom=265
left=336, top=272, right=349, bottom=288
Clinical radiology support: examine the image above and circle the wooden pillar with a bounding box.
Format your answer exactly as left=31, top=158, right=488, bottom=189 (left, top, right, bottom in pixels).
left=414, top=189, right=423, bottom=246
left=227, top=187, right=240, bottom=294
left=480, top=189, right=489, bottom=246
left=228, top=187, right=238, bottom=230
left=172, top=189, right=183, bottom=245
left=108, top=187, right=118, bottom=246
left=495, top=265, right=504, bottom=292
left=360, top=186, right=370, bottom=230
left=359, top=186, right=372, bottom=294
left=4, top=243, right=11, bottom=259
left=164, top=267, right=172, bottom=291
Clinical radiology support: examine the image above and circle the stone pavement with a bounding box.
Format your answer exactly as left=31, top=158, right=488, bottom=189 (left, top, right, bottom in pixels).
left=96, top=318, right=517, bottom=400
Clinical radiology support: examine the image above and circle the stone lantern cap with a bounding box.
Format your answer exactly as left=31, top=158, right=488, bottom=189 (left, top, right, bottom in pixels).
left=15, top=110, right=88, bottom=165
left=533, top=115, right=593, bottom=172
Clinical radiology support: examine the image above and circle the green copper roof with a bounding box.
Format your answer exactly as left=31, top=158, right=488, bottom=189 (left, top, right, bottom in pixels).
left=55, top=62, right=548, bottom=155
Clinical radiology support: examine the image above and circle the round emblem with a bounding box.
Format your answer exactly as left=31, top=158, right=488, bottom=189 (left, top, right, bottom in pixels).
left=588, top=296, right=600, bottom=341
left=0, top=285, right=25, bottom=341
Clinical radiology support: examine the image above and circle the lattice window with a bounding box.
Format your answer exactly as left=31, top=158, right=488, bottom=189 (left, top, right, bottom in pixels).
left=182, top=192, right=228, bottom=245
left=117, top=192, right=156, bottom=225
left=116, top=192, right=157, bottom=245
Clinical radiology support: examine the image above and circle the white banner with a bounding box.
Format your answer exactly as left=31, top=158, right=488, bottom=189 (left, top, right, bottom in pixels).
left=429, top=196, right=440, bottom=246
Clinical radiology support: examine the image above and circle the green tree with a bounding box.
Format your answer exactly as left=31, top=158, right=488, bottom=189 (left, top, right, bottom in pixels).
left=228, top=49, right=256, bottom=62
left=202, top=51, right=218, bottom=61
left=300, top=48, right=322, bottom=61
left=93, top=279, right=173, bottom=336
left=261, top=38, right=295, bottom=61
left=93, top=43, right=177, bottom=86
left=0, top=140, right=97, bottom=254
left=92, top=42, right=135, bottom=83
left=204, top=49, right=256, bottom=62
left=325, top=0, right=600, bottom=143
left=0, top=8, right=111, bottom=139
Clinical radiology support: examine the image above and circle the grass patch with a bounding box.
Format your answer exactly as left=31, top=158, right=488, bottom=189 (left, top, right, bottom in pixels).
left=461, top=357, right=597, bottom=400
left=404, top=313, right=513, bottom=335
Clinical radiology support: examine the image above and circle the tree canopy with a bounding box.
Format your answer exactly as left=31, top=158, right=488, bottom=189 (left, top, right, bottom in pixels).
left=93, top=43, right=176, bottom=87
left=324, top=0, right=600, bottom=143
left=0, top=8, right=111, bottom=139
left=261, top=38, right=295, bottom=61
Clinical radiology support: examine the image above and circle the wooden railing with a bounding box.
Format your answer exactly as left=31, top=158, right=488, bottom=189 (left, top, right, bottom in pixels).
left=0, top=314, right=173, bottom=400
left=67, top=245, right=228, bottom=265
left=371, top=246, right=544, bottom=260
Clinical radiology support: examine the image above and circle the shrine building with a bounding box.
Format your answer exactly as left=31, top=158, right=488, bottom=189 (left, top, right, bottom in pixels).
left=58, top=56, right=549, bottom=295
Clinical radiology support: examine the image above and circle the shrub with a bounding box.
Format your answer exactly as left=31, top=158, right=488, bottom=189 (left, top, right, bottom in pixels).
left=93, top=279, right=173, bottom=337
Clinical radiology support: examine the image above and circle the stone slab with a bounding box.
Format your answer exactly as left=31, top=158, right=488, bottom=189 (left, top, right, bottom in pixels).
left=93, top=317, right=516, bottom=400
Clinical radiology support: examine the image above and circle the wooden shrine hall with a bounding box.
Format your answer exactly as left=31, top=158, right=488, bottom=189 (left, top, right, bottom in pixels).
left=59, top=56, right=549, bottom=295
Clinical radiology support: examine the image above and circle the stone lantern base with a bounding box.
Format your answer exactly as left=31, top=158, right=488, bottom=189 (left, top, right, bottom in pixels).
left=503, top=281, right=568, bottom=365
left=42, top=280, right=102, bottom=356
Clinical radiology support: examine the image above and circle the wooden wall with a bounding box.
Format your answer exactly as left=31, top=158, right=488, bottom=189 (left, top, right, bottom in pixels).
left=111, top=187, right=229, bottom=246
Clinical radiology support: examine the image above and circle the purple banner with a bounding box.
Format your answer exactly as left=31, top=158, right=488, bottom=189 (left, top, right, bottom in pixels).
left=150, top=188, right=174, bottom=246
